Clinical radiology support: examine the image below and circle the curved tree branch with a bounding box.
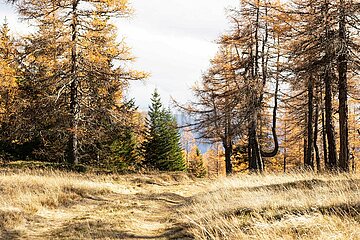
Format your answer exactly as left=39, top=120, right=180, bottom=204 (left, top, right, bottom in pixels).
left=260, top=77, right=279, bottom=158
left=260, top=35, right=280, bottom=158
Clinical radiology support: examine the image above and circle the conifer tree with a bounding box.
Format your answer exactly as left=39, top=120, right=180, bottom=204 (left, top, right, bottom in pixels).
left=110, top=99, right=141, bottom=169
left=143, top=90, right=186, bottom=171
left=14, top=0, right=147, bottom=164
left=0, top=19, right=22, bottom=157
left=0, top=19, right=17, bottom=122
left=336, top=0, right=359, bottom=172
left=188, top=146, right=207, bottom=177
left=14, top=8, right=69, bottom=161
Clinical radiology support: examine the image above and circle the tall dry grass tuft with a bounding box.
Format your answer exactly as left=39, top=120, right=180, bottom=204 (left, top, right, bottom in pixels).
left=181, top=172, right=360, bottom=240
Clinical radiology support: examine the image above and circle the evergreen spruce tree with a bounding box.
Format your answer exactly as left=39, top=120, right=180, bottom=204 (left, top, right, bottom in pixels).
left=143, top=90, right=186, bottom=171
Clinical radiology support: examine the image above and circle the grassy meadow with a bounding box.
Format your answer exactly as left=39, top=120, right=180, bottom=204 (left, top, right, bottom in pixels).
left=0, top=164, right=359, bottom=239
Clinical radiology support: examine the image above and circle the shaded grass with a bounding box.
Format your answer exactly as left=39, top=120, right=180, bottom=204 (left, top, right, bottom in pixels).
left=182, top=173, right=360, bottom=240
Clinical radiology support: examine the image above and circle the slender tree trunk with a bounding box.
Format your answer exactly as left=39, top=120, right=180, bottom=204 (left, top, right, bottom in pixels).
left=304, top=112, right=308, bottom=168
left=338, top=0, right=349, bottom=172
left=224, top=69, right=233, bottom=175
left=248, top=130, right=254, bottom=170
left=260, top=34, right=279, bottom=158
left=224, top=143, right=232, bottom=175
left=223, top=109, right=233, bottom=175
left=68, top=0, right=80, bottom=165
left=248, top=0, right=274, bottom=173
left=248, top=0, right=261, bottom=173
left=249, top=122, right=257, bottom=171
left=314, top=92, right=321, bottom=172
left=306, top=77, right=314, bottom=170
left=283, top=117, right=287, bottom=174
left=321, top=90, right=328, bottom=168
left=254, top=0, right=260, bottom=79
left=324, top=70, right=337, bottom=171
left=324, top=0, right=338, bottom=170
left=248, top=115, right=263, bottom=173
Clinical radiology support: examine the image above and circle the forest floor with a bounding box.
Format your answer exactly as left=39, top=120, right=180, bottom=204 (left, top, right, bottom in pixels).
left=0, top=164, right=359, bottom=239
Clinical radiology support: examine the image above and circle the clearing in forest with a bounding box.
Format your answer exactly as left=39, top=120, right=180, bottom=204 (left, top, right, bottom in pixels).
left=0, top=169, right=359, bottom=239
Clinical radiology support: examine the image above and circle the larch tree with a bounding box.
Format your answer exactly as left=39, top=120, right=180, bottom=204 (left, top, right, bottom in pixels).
left=187, top=146, right=207, bottom=177
left=0, top=20, right=17, bottom=112
left=323, top=0, right=339, bottom=171
left=0, top=19, right=19, bottom=156
left=178, top=45, right=247, bottom=175
left=336, top=0, right=360, bottom=172
left=285, top=0, right=359, bottom=172
left=337, top=0, right=349, bottom=172
left=15, top=5, right=68, bottom=160
left=15, top=0, right=146, bottom=164
left=223, top=0, right=280, bottom=173
left=284, top=0, right=339, bottom=171
left=182, top=0, right=283, bottom=174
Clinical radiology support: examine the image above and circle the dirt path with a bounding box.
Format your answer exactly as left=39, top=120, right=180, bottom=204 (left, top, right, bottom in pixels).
left=20, top=175, right=208, bottom=240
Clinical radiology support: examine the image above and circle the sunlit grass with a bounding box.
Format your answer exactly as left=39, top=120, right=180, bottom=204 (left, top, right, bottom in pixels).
left=181, top=172, right=360, bottom=240
left=0, top=167, right=359, bottom=239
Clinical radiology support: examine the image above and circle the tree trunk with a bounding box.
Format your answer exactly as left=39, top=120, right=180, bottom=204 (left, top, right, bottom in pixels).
left=324, top=69, right=337, bottom=171
left=314, top=93, right=321, bottom=172
left=338, top=0, right=349, bottom=172
left=248, top=116, right=264, bottom=173
left=304, top=112, right=308, bottom=168
left=283, top=116, right=287, bottom=174
left=224, top=143, right=232, bottom=175
left=324, top=0, right=338, bottom=171
left=321, top=90, right=328, bottom=168
left=248, top=0, right=275, bottom=173
left=68, top=0, right=80, bottom=165
left=254, top=0, right=260, bottom=79
left=223, top=110, right=233, bottom=175
left=306, top=77, right=314, bottom=170
left=260, top=34, right=279, bottom=158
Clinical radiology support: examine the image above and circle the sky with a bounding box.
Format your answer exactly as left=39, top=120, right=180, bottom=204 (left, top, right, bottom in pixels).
left=0, top=0, right=239, bottom=110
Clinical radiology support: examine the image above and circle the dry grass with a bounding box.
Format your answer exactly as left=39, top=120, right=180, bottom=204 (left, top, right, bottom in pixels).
left=0, top=168, right=202, bottom=239
left=0, top=168, right=359, bottom=239
left=182, top=172, right=360, bottom=240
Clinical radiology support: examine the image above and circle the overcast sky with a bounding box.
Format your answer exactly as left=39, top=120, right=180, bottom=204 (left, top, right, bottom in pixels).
left=0, top=0, right=239, bottom=110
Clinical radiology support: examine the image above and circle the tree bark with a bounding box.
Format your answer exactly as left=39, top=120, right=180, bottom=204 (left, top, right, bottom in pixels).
left=248, top=115, right=264, bottom=173
left=223, top=113, right=233, bottom=175
left=260, top=34, right=279, bottom=158
left=338, top=0, right=349, bottom=172
left=321, top=90, right=328, bottom=168
left=304, top=112, right=308, bottom=169
left=324, top=69, right=337, bottom=171
left=224, top=143, right=232, bottom=175
left=314, top=92, right=321, bottom=172
left=68, top=0, right=80, bottom=165
left=283, top=116, right=287, bottom=174
left=306, top=77, right=314, bottom=170
left=247, top=0, right=262, bottom=173
left=324, top=0, right=338, bottom=171
left=247, top=0, right=277, bottom=172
